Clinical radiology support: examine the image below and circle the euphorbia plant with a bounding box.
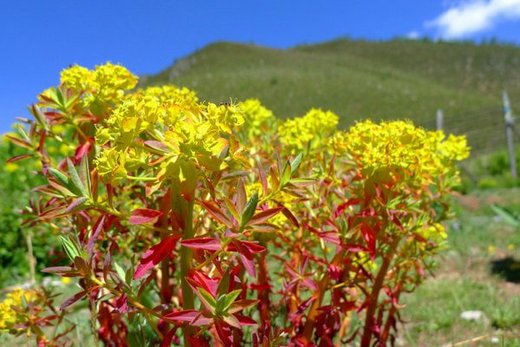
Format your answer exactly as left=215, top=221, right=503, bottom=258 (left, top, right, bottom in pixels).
left=6, top=63, right=468, bottom=346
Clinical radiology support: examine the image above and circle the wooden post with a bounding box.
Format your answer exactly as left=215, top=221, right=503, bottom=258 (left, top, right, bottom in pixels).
left=503, top=91, right=517, bottom=179
left=436, top=109, right=444, bottom=130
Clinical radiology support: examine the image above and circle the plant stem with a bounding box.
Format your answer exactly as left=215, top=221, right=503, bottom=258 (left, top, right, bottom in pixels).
left=174, top=189, right=195, bottom=345
left=301, top=249, right=345, bottom=342
left=360, top=237, right=399, bottom=347
left=25, top=231, right=36, bottom=284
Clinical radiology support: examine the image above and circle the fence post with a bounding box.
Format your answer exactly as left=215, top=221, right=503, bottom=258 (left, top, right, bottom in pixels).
left=503, top=91, right=517, bottom=179
left=436, top=109, right=443, bottom=130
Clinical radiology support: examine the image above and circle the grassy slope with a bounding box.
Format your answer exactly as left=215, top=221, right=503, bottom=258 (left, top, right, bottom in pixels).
left=143, top=39, right=520, bottom=153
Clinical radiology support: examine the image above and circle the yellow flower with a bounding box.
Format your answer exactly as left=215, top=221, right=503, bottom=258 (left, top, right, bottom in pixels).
left=94, top=84, right=245, bottom=185
left=60, top=277, right=72, bottom=285
left=341, top=120, right=469, bottom=187
left=0, top=289, right=37, bottom=330
left=5, top=162, right=19, bottom=173
left=278, top=108, right=339, bottom=153
left=239, top=99, right=277, bottom=140
left=60, top=63, right=138, bottom=107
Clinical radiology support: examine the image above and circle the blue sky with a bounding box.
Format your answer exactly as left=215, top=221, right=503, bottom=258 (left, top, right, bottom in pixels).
left=1, top=0, right=520, bottom=133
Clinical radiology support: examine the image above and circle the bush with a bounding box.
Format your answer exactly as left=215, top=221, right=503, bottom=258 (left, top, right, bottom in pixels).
left=0, top=140, right=61, bottom=287
left=3, top=63, right=469, bottom=346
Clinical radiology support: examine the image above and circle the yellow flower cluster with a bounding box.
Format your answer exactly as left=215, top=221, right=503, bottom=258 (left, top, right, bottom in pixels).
left=95, top=84, right=245, bottom=185
left=417, top=223, right=447, bottom=245
left=340, top=120, right=469, bottom=186
left=238, top=99, right=277, bottom=139
left=60, top=63, right=138, bottom=107
left=0, top=289, right=36, bottom=330
left=278, top=109, right=339, bottom=153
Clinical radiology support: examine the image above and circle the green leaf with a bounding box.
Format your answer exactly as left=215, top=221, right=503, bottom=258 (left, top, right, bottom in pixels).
left=60, top=236, right=80, bottom=262
left=79, top=156, right=92, bottom=198
left=114, top=262, right=126, bottom=281
left=67, top=158, right=89, bottom=197
left=55, top=87, right=65, bottom=109
left=15, top=124, right=31, bottom=142
left=31, top=105, right=49, bottom=131
left=491, top=204, right=520, bottom=227
left=280, top=161, right=292, bottom=187
left=197, top=288, right=217, bottom=313
left=216, top=289, right=242, bottom=315
left=290, top=153, right=303, bottom=174
left=49, top=168, right=70, bottom=188
left=240, top=192, right=258, bottom=229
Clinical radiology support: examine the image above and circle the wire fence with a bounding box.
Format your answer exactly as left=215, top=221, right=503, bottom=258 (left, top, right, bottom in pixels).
left=418, top=106, right=510, bottom=156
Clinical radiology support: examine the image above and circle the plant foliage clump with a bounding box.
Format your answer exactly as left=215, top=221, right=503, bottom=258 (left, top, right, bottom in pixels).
left=4, top=63, right=469, bottom=346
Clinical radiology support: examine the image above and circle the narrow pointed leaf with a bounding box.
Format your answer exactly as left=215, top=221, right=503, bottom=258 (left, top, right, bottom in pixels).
left=67, top=158, right=88, bottom=197
left=201, top=200, right=234, bottom=228
left=129, top=208, right=163, bottom=225
left=240, top=192, right=258, bottom=228
left=290, top=153, right=303, bottom=174
left=181, top=237, right=221, bottom=251
left=133, top=235, right=178, bottom=279
left=249, top=207, right=284, bottom=225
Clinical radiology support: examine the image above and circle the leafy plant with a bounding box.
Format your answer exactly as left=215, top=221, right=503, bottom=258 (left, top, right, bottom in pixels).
left=5, top=63, right=469, bottom=346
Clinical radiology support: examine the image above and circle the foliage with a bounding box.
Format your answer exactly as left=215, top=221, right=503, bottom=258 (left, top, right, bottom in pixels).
left=0, top=139, right=61, bottom=287
left=5, top=63, right=468, bottom=346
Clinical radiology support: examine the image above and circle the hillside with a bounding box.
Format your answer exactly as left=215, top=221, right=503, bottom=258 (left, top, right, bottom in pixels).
left=142, top=39, right=520, bottom=153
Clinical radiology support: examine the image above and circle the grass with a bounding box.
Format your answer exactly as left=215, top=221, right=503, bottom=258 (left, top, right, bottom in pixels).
left=142, top=39, right=520, bottom=154
left=401, top=188, right=520, bottom=346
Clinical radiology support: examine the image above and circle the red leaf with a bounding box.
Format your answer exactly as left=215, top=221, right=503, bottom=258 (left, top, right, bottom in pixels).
left=281, top=206, right=299, bottom=228
left=129, top=208, right=163, bottom=225
left=229, top=240, right=266, bottom=255
left=65, top=197, right=88, bottom=213
left=235, top=314, right=257, bottom=326
left=87, top=215, right=106, bottom=256
left=115, top=294, right=128, bottom=313
left=133, top=235, right=179, bottom=280
left=228, top=299, right=259, bottom=314
left=360, top=224, right=377, bottom=259
left=200, top=200, right=234, bottom=228
left=186, top=271, right=219, bottom=297
left=41, top=266, right=73, bottom=274
left=307, top=225, right=340, bottom=245
left=60, top=290, right=87, bottom=310
left=160, top=328, right=178, bottom=347
left=181, top=237, right=221, bottom=251
left=7, top=154, right=33, bottom=163
left=342, top=243, right=368, bottom=253
left=334, top=199, right=361, bottom=218
left=162, top=310, right=212, bottom=326
left=239, top=253, right=256, bottom=277
left=249, top=207, right=284, bottom=225
left=74, top=140, right=92, bottom=161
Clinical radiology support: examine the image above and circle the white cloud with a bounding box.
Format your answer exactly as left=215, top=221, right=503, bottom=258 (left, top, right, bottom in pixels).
left=407, top=31, right=420, bottom=39
left=428, top=0, right=520, bottom=38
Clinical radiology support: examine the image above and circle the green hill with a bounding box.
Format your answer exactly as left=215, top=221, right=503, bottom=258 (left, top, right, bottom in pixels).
left=142, top=39, right=520, bottom=153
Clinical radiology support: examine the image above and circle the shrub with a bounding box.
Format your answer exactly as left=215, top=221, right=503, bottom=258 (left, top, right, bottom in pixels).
left=5, top=63, right=469, bottom=346
left=0, top=140, right=61, bottom=287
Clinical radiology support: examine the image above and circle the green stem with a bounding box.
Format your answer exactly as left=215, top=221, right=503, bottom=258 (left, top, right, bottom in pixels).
left=172, top=187, right=195, bottom=345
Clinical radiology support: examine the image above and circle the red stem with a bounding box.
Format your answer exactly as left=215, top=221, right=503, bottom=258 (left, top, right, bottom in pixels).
left=360, top=238, right=399, bottom=347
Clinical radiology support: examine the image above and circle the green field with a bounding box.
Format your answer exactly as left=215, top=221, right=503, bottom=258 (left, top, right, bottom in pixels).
left=143, top=39, right=520, bottom=154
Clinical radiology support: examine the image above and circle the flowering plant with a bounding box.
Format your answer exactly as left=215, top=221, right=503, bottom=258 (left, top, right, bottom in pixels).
left=6, top=63, right=469, bottom=346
